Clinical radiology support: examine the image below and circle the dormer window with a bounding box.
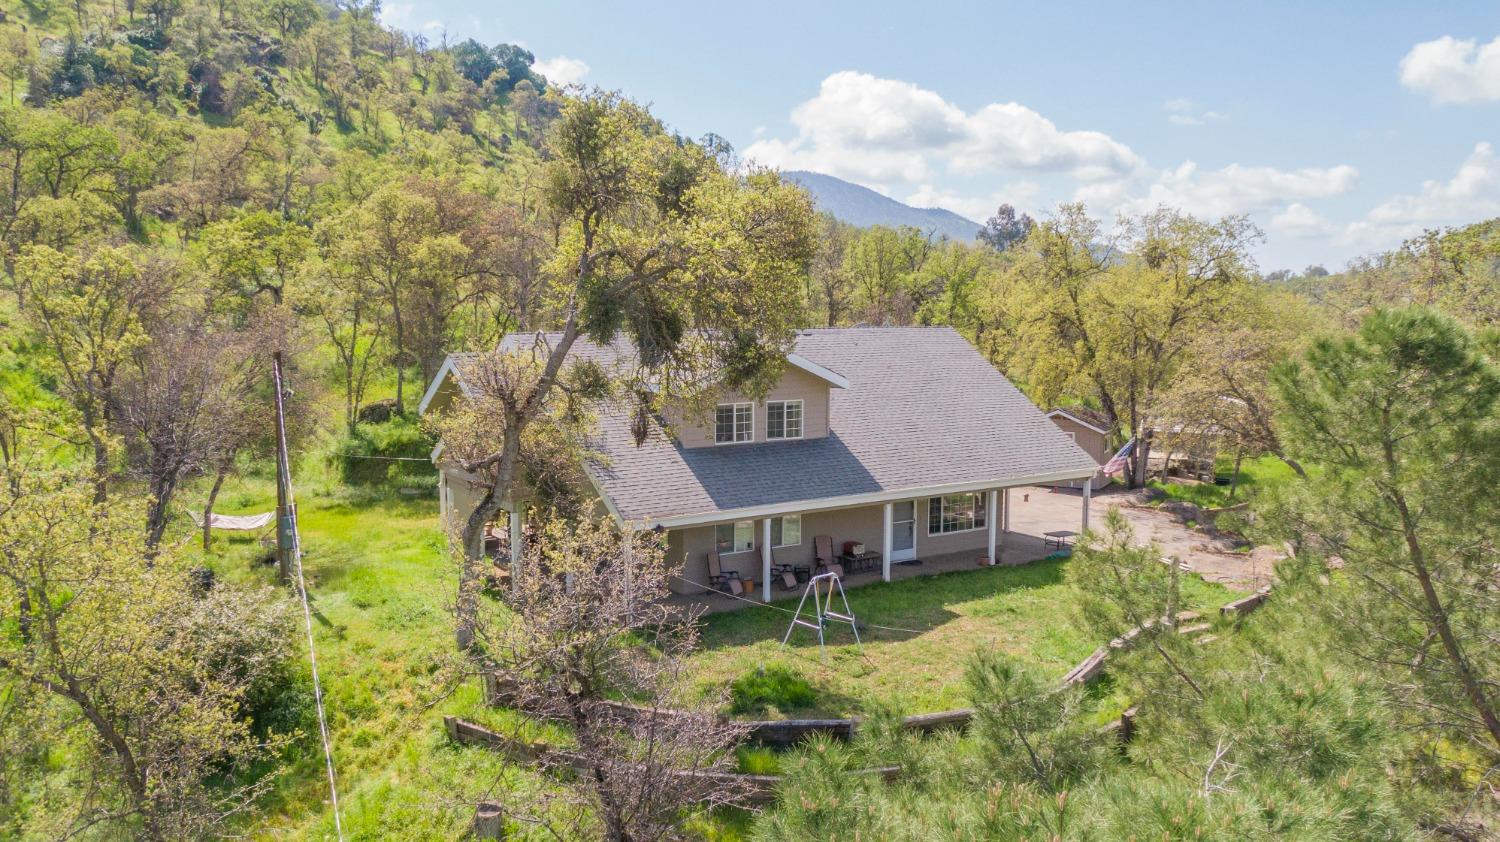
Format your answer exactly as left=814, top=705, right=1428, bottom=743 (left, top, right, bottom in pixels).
left=767, top=400, right=803, bottom=440
left=714, top=402, right=753, bottom=444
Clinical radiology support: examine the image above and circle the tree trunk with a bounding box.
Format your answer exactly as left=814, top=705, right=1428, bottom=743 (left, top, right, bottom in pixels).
left=65, top=678, right=158, bottom=839
left=1271, top=450, right=1308, bottom=479
left=1131, top=430, right=1153, bottom=489
left=15, top=585, right=30, bottom=644
left=1227, top=450, right=1244, bottom=501
left=202, top=463, right=229, bottom=551
left=455, top=317, right=581, bottom=652
left=456, top=481, right=503, bottom=652
left=1387, top=475, right=1500, bottom=752
left=144, top=474, right=177, bottom=554
left=86, top=423, right=109, bottom=505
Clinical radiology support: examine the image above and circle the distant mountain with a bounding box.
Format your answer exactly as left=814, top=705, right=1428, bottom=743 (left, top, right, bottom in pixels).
left=783, top=171, right=982, bottom=241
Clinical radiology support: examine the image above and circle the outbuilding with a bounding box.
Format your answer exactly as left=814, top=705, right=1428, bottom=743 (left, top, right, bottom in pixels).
left=1042, top=408, right=1110, bottom=491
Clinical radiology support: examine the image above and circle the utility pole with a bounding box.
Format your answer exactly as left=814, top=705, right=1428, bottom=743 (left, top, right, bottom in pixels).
left=272, top=350, right=296, bottom=584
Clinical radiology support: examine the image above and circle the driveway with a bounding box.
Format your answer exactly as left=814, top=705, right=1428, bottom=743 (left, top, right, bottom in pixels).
left=1007, top=485, right=1279, bottom=591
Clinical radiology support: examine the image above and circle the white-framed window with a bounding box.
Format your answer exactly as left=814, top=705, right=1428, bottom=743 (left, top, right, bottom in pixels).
left=714, top=402, right=753, bottom=444
left=715, top=520, right=755, bottom=553
left=771, top=514, right=801, bottom=547
left=928, top=492, right=988, bottom=535
left=766, top=399, right=804, bottom=440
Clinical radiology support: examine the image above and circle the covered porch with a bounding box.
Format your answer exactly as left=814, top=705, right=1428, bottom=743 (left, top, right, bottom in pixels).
left=664, top=483, right=1095, bottom=613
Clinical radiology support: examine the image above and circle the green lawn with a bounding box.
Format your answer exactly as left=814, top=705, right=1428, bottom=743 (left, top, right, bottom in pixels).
left=191, top=469, right=1235, bottom=837
left=687, top=558, right=1236, bottom=719
left=195, top=472, right=536, bottom=841
left=1148, top=453, right=1301, bottom=509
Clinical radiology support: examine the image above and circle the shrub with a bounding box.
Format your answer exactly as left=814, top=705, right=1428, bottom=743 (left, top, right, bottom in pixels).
left=332, top=417, right=436, bottom=486
left=735, top=745, right=781, bottom=775
left=729, top=664, right=816, bottom=714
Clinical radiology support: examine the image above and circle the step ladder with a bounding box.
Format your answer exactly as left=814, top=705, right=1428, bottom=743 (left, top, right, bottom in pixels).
left=782, top=572, right=861, bottom=657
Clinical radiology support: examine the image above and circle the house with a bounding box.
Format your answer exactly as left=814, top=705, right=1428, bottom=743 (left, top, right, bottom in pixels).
left=1042, top=408, right=1112, bottom=491
left=420, top=327, right=1099, bottom=601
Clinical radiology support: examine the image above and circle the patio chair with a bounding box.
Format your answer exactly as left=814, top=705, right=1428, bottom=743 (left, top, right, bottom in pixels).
left=772, top=562, right=800, bottom=591
left=814, top=534, right=843, bottom=578
left=706, top=551, right=743, bottom=594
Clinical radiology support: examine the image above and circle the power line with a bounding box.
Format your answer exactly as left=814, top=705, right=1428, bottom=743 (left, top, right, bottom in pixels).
left=333, top=453, right=433, bottom=462
left=273, top=357, right=345, bottom=841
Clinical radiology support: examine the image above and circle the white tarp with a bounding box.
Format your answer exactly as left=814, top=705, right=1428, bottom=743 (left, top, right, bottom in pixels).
left=189, top=511, right=275, bottom=531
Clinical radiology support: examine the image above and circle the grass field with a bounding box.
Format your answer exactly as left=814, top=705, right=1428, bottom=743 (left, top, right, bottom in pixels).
left=1147, top=453, right=1301, bottom=509
left=190, top=464, right=1236, bottom=837
left=195, top=470, right=536, bottom=841
left=687, top=558, right=1236, bottom=719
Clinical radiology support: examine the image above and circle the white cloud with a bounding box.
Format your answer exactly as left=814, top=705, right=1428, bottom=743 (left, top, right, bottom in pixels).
left=1334, top=142, right=1500, bottom=252
left=533, top=56, right=591, bottom=87
left=905, top=182, right=1042, bottom=222
left=1163, top=98, right=1227, bottom=127
left=378, top=4, right=445, bottom=34
left=1366, top=141, right=1500, bottom=223
left=378, top=2, right=414, bottom=28
left=1399, top=35, right=1500, bottom=104
left=744, top=71, right=1142, bottom=189
left=1271, top=203, right=1337, bottom=238
left=1100, top=162, right=1359, bottom=219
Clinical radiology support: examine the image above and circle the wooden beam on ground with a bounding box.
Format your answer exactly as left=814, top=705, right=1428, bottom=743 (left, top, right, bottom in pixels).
left=1221, top=585, right=1273, bottom=618
left=445, top=716, right=900, bottom=806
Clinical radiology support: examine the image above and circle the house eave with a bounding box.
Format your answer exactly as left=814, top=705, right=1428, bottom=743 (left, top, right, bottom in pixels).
left=786, top=353, right=851, bottom=389
left=605, top=465, right=1100, bottom=531
left=417, top=356, right=472, bottom=416
left=1045, top=409, right=1110, bottom=435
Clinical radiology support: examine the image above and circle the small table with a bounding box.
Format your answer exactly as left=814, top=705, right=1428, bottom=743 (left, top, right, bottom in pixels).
left=1044, top=530, right=1078, bottom=549
left=838, top=550, right=882, bottom=573
left=772, top=564, right=812, bottom=589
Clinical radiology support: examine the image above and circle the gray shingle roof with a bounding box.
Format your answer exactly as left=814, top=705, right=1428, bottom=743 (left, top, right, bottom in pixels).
left=457, top=327, right=1098, bottom=526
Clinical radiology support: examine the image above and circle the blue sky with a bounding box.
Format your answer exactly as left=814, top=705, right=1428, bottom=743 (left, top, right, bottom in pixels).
left=381, top=1, right=1500, bottom=271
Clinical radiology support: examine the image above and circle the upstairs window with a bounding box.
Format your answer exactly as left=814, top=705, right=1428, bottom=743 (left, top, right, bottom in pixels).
left=714, top=402, right=753, bottom=443
left=766, top=400, right=804, bottom=440
left=928, top=492, right=988, bottom=535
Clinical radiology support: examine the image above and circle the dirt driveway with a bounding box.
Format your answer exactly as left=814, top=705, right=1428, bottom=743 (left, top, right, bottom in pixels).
left=1007, top=485, right=1279, bottom=591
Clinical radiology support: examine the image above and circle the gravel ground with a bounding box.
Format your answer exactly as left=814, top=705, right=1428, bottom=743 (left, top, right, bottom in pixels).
left=1007, top=485, right=1280, bottom=591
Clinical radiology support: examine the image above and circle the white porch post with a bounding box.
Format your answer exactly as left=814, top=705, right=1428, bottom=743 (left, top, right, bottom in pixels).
left=761, top=518, right=772, bottom=601
left=882, top=502, right=893, bottom=582
left=508, top=501, right=524, bottom=591
left=1002, top=488, right=1011, bottom=533
left=1081, top=480, right=1092, bottom=533
left=986, top=489, right=998, bottom=564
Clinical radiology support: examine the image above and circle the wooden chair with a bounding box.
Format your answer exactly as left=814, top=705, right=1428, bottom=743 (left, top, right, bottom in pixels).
left=706, top=551, right=743, bottom=595
left=814, top=535, right=843, bottom=578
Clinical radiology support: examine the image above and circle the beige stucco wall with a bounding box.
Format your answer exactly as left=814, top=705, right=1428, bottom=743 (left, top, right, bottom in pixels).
left=669, top=366, right=831, bottom=448
left=666, top=492, right=1007, bottom=594
left=1041, top=416, right=1109, bottom=491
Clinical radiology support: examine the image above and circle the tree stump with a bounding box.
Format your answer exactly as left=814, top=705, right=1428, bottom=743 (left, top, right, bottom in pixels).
left=473, top=800, right=504, bottom=839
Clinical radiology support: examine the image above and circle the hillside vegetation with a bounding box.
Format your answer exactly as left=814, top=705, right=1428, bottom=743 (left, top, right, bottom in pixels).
left=2, top=0, right=1500, bottom=839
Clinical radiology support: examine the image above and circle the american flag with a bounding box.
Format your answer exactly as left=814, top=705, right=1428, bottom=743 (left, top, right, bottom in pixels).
left=1103, top=438, right=1135, bottom=477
